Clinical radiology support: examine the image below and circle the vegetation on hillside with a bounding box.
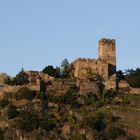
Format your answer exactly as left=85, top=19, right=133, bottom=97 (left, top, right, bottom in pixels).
left=5, top=68, right=29, bottom=86
left=117, top=68, right=140, bottom=87
left=0, top=64, right=140, bottom=139
left=42, top=59, right=75, bottom=78
left=125, top=68, right=140, bottom=88
left=0, top=85, right=138, bottom=139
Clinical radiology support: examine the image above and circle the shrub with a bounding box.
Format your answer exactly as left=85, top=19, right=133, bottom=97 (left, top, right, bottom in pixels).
left=15, top=87, right=37, bottom=100
left=82, top=92, right=98, bottom=106
left=0, top=128, right=4, bottom=140
left=18, top=111, right=40, bottom=132
left=125, top=68, right=140, bottom=87
left=7, top=105, right=19, bottom=119
left=0, top=99, right=10, bottom=108
left=122, top=94, right=131, bottom=104
left=59, top=89, right=79, bottom=107
left=104, top=124, right=126, bottom=139
left=5, top=69, right=29, bottom=86
left=86, top=112, right=105, bottom=132
left=71, top=100, right=82, bottom=109
left=61, top=58, right=70, bottom=77
left=14, top=69, right=29, bottom=85
left=40, top=116, right=56, bottom=131
left=103, top=89, right=117, bottom=104
left=42, top=65, right=60, bottom=78
left=70, top=134, right=86, bottom=140
left=3, top=92, right=13, bottom=101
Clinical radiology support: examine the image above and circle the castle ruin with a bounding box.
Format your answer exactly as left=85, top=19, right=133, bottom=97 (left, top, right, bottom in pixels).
left=73, top=38, right=117, bottom=89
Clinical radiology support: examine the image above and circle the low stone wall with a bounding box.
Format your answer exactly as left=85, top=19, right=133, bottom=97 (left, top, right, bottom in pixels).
left=118, top=80, right=140, bottom=94
left=129, top=88, right=140, bottom=94
left=79, top=81, right=99, bottom=95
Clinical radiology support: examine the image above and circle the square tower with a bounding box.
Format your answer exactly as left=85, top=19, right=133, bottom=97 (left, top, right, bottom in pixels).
left=98, top=38, right=116, bottom=77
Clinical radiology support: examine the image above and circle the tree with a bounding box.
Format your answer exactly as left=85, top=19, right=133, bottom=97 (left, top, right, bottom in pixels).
left=61, top=58, right=70, bottom=77
left=0, top=98, right=10, bottom=108
left=104, top=124, right=126, bottom=139
left=0, top=128, right=4, bottom=140
left=86, top=112, right=105, bottom=132
left=42, top=65, right=61, bottom=78
left=16, top=87, right=37, bottom=100
left=18, top=111, right=40, bottom=132
left=7, top=105, right=19, bottom=119
left=14, top=68, right=29, bottom=85
left=125, top=68, right=140, bottom=87
left=85, top=67, right=97, bottom=81
left=116, top=70, right=125, bottom=80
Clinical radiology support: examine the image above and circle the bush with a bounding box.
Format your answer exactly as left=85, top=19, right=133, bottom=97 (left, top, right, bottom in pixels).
left=104, top=124, right=126, bottom=139
left=103, top=89, right=117, bottom=104
left=40, top=116, right=56, bottom=131
left=14, top=69, right=29, bottom=85
left=71, top=100, right=82, bottom=109
left=60, top=89, right=78, bottom=105
left=82, top=92, right=98, bottom=106
left=0, top=99, right=10, bottom=108
left=86, top=112, right=105, bottom=132
left=18, top=111, right=40, bottom=132
left=125, top=68, right=140, bottom=87
left=42, top=65, right=60, bottom=78
left=15, top=87, right=37, bottom=100
left=0, top=128, right=4, bottom=140
left=122, top=94, right=131, bottom=104
left=5, top=69, right=29, bottom=86
left=7, top=105, right=19, bottom=119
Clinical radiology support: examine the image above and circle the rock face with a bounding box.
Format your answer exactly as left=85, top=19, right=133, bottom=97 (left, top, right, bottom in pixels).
left=0, top=73, right=9, bottom=87
left=4, top=129, right=48, bottom=140
left=85, top=128, right=96, bottom=140
left=62, top=124, right=71, bottom=137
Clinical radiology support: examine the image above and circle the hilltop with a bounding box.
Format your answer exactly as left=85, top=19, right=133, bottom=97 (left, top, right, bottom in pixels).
left=0, top=66, right=140, bottom=140
left=0, top=38, right=140, bottom=140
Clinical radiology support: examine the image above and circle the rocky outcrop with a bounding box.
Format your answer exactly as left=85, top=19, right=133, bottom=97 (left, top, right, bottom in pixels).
left=0, top=73, right=9, bottom=87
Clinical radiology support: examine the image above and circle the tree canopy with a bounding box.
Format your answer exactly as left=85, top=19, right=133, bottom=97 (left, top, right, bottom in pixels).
left=125, top=68, right=140, bottom=88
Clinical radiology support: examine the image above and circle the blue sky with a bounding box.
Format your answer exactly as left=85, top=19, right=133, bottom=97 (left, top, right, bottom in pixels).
left=0, top=0, right=140, bottom=76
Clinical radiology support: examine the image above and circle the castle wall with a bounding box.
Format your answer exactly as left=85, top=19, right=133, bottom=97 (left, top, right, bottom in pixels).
left=72, top=38, right=117, bottom=90
left=73, top=58, right=98, bottom=79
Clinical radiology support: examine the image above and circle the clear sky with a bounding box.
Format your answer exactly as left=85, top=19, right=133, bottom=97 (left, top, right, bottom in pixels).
left=0, top=0, right=140, bottom=76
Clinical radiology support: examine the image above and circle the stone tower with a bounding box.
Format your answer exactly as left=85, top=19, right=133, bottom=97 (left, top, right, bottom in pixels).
left=98, top=38, right=116, bottom=77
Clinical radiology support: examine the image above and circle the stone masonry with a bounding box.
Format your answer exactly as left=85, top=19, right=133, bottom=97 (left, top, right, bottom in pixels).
left=73, top=38, right=117, bottom=89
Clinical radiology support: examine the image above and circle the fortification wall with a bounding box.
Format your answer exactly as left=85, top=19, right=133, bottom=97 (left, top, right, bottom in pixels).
left=73, top=58, right=98, bottom=79
left=98, top=38, right=116, bottom=66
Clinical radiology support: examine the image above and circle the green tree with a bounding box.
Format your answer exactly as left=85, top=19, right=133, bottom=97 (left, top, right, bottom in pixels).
left=7, top=105, right=19, bottom=119
left=0, top=128, right=4, bottom=140
left=0, top=99, right=10, bottom=108
left=15, top=87, right=37, bottom=100
left=104, top=124, right=126, bottom=139
left=40, top=115, right=56, bottom=131
left=125, top=68, right=140, bottom=87
left=86, top=112, right=105, bottom=132
left=14, top=68, right=29, bottom=85
left=18, top=111, right=40, bottom=132
left=61, top=58, right=70, bottom=77
left=116, top=70, right=125, bottom=80
left=42, top=65, right=61, bottom=78
left=85, top=67, right=97, bottom=81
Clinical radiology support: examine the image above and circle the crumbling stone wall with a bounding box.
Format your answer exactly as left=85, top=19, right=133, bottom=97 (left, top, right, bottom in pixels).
left=72, top=38, right=117, bottom=89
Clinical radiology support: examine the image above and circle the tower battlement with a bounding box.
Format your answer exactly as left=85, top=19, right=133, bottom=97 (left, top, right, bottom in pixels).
left=99, top=38, right=116, bottom=46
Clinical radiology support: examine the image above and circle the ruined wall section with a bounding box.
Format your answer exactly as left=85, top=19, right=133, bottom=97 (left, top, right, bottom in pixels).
left=72, top=38, right=117, bottom=89
left=73, top=58, right=98, bottom=79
